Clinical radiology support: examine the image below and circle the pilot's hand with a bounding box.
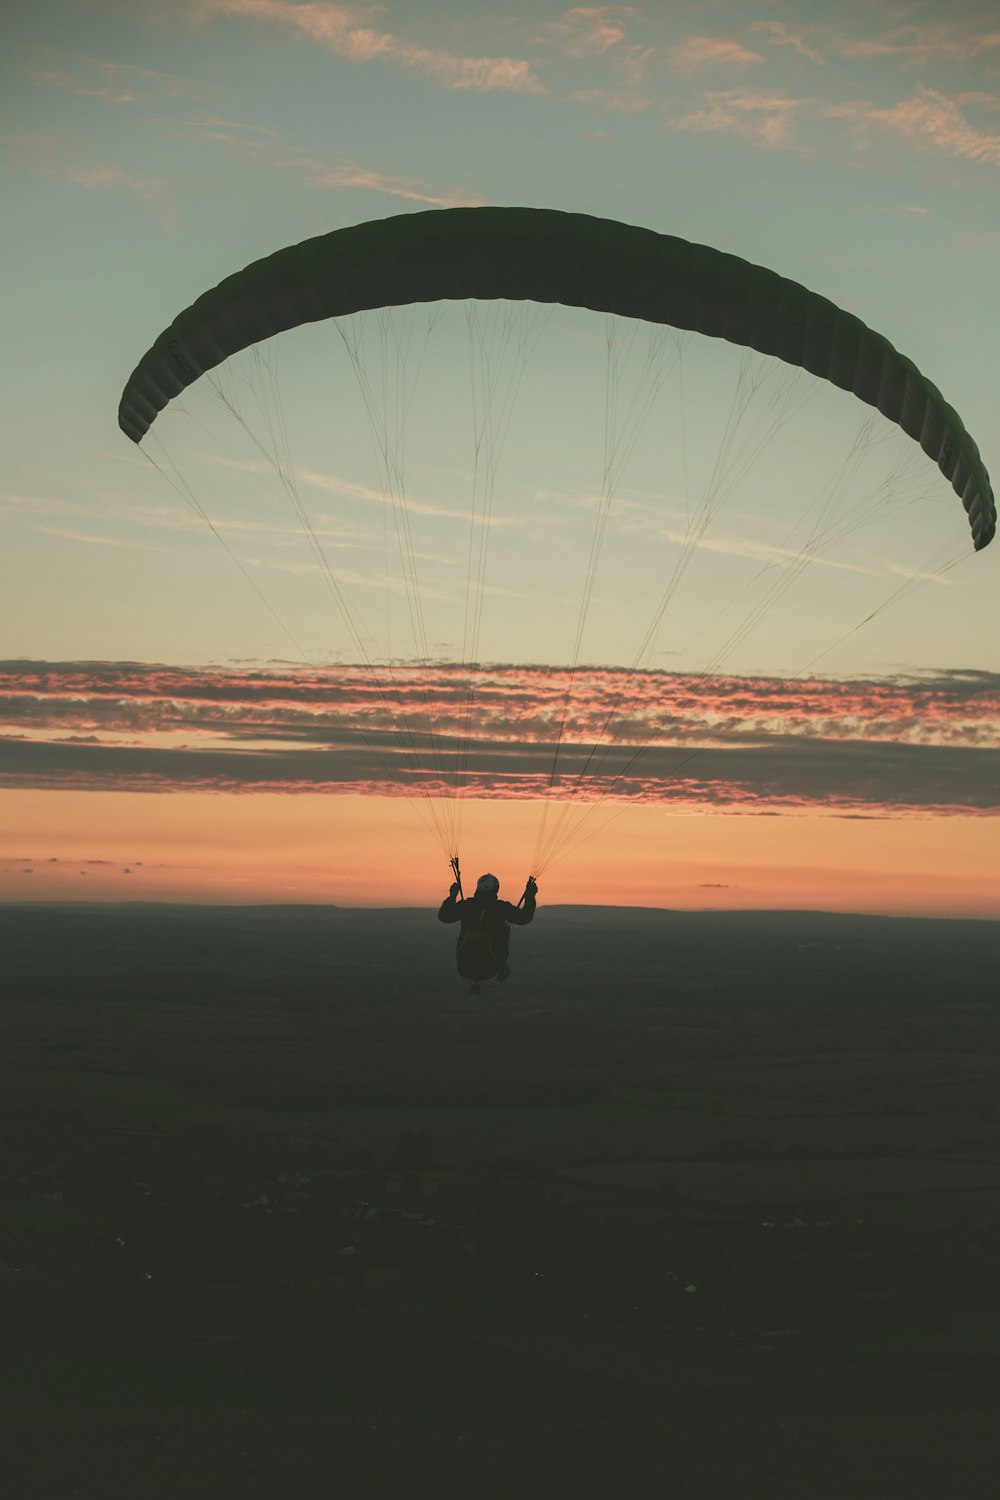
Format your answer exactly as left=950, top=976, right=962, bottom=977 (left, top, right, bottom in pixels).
left=449, top=882, right=461, bottom=898
left=525, top=877, right=538, bottom=896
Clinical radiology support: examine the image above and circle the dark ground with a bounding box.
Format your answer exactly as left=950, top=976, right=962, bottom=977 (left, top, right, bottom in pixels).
left=2, top=902, right=1000, bottom=1498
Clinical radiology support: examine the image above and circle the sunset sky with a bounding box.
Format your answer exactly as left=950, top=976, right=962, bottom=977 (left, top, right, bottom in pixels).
left=4, top=0, right=999, bottom=913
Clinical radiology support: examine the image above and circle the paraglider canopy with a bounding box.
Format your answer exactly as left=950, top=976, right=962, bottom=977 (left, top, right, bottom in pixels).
left=119, top=207, right=993, bottom=550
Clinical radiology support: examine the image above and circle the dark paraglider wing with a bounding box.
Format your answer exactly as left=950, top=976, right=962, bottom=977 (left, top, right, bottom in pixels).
left=119, top=207, right=994, bottom=549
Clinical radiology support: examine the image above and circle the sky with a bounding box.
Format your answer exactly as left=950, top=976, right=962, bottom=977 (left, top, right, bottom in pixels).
left=3, top=0, right=1000, bottom=913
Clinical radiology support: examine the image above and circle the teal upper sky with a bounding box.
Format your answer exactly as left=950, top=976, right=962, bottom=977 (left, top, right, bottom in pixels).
left=4, top=0, right=1000, bottom=672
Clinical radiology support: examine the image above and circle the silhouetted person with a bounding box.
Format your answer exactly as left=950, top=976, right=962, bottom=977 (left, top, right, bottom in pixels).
left=438, top=872, right=537, bottom=992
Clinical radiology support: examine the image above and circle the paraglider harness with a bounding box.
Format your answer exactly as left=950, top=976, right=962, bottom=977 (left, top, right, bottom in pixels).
left=449, top=858, right=530, bottom=983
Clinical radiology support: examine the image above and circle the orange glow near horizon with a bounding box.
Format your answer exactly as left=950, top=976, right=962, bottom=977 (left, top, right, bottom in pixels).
left=2, top=789, right=999, bottom=919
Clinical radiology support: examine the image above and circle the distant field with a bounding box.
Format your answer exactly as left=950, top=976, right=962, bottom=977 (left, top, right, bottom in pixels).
left=3, top=904, right=1000, bottom=1497
left=3, top=902, right=1000, bottom=1178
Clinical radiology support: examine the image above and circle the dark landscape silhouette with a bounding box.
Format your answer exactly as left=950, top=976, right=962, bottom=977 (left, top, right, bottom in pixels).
left=3, top=902, right=999, bottom=1497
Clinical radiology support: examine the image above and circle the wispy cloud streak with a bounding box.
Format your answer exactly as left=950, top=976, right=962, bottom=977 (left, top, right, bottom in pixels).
left=2, top=133, right=177, bottom=224
left=32, top=58, right=200, bottom=102
left=534, top=9, right=1000, bottom=168
left=823, top=86, right=1000, bottom=166
left=177, top=120, right=483, bottom=205
left=668, top=36, right=766, bottom=72
left=194, top=0, right=545, bottom=93
left=2, top=660, right=998, bottom=813
left=665, top=89, right=812, bottom=154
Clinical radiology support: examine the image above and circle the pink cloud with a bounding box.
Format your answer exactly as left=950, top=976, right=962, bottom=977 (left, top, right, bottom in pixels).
left=749, top=21, right=826, bottom=65
left=294, top=159, right=483, bottom=207
left=666, top=90, right=811, bottom=156
left=823, top=87, right=1000, bottom=166
left=6, top=661, right=1000, bottom=743
left=2, top=661, right=998, bottom=815
left=668, top=36, right=766, bottom=73
left=2, top=135, right=177, bottom=226
left=748, top=16, right=1000, bottom=71
left=32, top=58, right=199, bottom=101
left=179, top=122, right=483, bottom=207
left=545, top=7, right=635, bottom=59
left=543, top=6, right=652, bottom=85
left=833, top=20, right=1000, bottom=68
left=197, top=0, right=546, bottom=93
left=955, top=91, right=1000, bottom=111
